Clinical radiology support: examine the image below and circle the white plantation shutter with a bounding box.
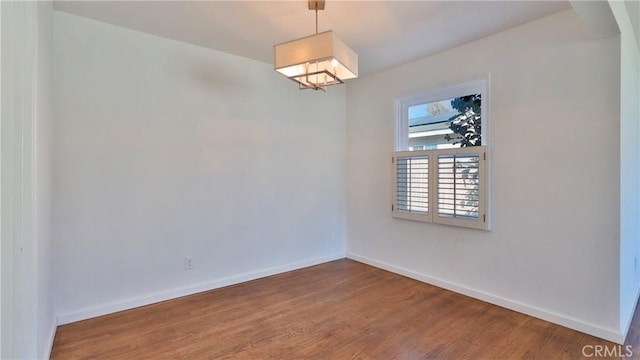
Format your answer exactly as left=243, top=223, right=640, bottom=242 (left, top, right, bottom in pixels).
left=392, top=151, right=432, bottom=222
left=437, top=153, right=480, bottom=219
left=434, top=147, right=488, bottom=229
left=392, top=147, right=489, bottom=230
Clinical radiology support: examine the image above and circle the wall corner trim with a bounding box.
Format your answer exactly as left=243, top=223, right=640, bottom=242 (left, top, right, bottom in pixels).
left=42, top=319, right=57, bottom=360
left=621, top=282, right=640, bottom=343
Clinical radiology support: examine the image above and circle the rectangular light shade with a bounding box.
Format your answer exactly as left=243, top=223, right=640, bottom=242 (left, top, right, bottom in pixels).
left=274, top=30, right=358, bottom=88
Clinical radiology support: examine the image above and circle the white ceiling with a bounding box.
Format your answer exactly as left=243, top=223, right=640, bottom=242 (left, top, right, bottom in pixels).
left=53, top=1, right=572, bottom=76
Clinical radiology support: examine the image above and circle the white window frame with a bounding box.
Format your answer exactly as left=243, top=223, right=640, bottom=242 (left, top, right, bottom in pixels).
left=393, top=76, right=491, bottom=230
left=395, top=76, right=490, bottom=151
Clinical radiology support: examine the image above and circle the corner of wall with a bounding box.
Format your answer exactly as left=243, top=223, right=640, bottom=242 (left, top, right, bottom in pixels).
left=611, top=0, right=640, bottom=340
left=41, top=319, right=57, bottom=360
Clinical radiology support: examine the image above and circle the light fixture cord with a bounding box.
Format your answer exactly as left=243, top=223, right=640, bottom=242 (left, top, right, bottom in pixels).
left=315, top=2, right=319, bottom=34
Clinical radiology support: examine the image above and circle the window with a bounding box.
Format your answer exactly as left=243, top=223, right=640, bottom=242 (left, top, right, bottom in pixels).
left=392, top=78, right=490, bottom=230
left=395, top=78, right=488, bottom=151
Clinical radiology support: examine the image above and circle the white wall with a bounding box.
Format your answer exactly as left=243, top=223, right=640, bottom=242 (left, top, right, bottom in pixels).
left=612, top=0, right=640, bottom=339
left=35, top=1, right=56, bottom=358
left=52, top=11, right=346, bottom=323
left=625, top=1, right=640, bottom=49
left=1, top=1, right=55, bottom=358
left=346, top=9, right=623, bottom=342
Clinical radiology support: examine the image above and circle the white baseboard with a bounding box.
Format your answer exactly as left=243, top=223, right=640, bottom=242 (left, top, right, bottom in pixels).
left=621, top=282, right=640, bottom=342
left=57, top=253, right=345, bottom=325
left=41, top=318, right=57, bottom=360
left=347, top=252, right=624, bottom=344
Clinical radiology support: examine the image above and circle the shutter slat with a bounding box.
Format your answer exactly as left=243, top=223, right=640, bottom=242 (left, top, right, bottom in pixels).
left=437, top=152, right=480, bottom=219
left=395, top=154, right=429, bottom=215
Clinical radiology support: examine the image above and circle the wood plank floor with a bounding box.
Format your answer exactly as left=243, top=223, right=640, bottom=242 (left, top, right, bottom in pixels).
left=51, top=259, right=637, bottom=359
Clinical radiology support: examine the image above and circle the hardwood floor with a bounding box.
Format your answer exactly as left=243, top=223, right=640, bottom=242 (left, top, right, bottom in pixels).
left=52, top=259, right=637, bottom=359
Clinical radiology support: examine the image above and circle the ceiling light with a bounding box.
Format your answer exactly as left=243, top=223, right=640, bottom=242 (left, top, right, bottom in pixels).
left=274, top=0, right=358, bottom=92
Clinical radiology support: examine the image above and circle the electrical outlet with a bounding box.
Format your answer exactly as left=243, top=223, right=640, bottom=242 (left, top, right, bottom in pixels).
left=184, top=256, right=194, bottom=270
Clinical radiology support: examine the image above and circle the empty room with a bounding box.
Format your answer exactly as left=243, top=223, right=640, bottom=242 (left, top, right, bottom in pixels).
left=2, top=0, right=640, bottom=359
